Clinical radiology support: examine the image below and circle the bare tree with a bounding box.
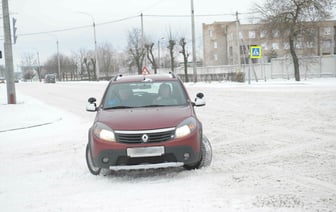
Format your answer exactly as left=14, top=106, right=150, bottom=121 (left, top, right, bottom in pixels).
left=20, top=53, right=38, bottom=81
left=167, top=30, right=177, bottom=73
left=90, top=57, right=97, bottom=80
left=145, top=42, right=157, bottom=74
left=127, top=28, right=146, bottom=74
left=75, top=49, right=96, bottom=81
left=98, top=43, right=117, bottom=79
left=43, top=54, right=59, bottom=77
left=179, top=37, right=190, bottom=82
left=44, top=54, right=77, bottom=81
left=71, top=52, right=83, bottom=80
left=255, top=0, right=335, bottom=81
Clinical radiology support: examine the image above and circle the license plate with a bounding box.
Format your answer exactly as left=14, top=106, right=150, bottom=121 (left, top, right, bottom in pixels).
left=127, top=146, right=164, bottom=158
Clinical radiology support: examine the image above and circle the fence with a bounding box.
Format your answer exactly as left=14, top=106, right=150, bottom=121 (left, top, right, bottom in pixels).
left=171, top=55, right=336, bottom=82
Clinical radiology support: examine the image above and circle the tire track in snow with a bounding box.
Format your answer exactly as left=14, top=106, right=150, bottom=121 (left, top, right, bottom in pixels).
left=213, top=138, right=336, bottom=193
left=263, top=165, right=336, bottom=194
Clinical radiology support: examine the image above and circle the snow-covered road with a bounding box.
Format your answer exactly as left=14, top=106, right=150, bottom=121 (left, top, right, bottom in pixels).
left=1, top=79, right=335, bottom=211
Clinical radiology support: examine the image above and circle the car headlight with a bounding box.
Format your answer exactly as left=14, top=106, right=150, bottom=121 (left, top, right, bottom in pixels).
left=175, top=117, right=197, bottom=138
left=93, top=122, right=116, bottom=142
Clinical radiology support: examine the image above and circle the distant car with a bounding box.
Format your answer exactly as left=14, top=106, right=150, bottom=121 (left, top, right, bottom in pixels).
left=85, top=73, right=212, bottom=175
left=44, top=74, right=56, bottom=83
left=0, top=77, right=5, bottom=83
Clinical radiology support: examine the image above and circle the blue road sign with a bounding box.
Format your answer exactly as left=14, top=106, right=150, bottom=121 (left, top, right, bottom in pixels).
left=250, top=46, right=262, bottom=58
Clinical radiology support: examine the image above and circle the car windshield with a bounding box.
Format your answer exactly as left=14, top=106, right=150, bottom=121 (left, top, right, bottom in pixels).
left=102, top=81, right=188, bottom=109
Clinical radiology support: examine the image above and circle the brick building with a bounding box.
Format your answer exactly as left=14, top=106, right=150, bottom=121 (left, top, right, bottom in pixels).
left=202, top=20, right=336, bottom=66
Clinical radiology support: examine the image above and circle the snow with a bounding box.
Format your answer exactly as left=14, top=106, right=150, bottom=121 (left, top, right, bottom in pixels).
left=1, top=78, right=336, bottom=211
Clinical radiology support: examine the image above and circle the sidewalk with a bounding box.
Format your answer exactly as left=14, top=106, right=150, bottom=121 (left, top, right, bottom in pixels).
left=0, top=88, right=63, bottom=132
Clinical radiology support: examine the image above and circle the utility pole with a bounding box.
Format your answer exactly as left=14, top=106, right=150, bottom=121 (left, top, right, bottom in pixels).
left=2, top=0, right=16, bottom=104
left=141, top=13, right=144, bottom=48
left=47, top=34, right=61, bottom=81
left=92, top=20, right=99, bottom=81
left=140, top=13, right=146, bottom=69
left=56, top=40, right=61, bottom=81
left=77, top=12, right=99, bottom=81
left=236, top=11, right=241, bottom=69
left=191, top=0, right=197, bottom=82
left=37, top=52, right=41, bottom=82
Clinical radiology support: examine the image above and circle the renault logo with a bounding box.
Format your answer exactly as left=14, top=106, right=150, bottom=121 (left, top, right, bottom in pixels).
left=142, top=134, right=149, bottom=143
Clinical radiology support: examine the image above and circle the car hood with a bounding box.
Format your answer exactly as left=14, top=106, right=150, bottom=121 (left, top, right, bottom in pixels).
left=96, top=105, right=193, bottom=131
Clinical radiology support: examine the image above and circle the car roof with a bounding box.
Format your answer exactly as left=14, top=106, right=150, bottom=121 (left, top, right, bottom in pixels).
left=110, top=73, right=179, bottom=83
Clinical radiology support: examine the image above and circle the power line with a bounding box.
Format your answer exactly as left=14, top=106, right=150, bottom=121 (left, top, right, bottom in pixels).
left=17, top=15, right=139, bottom=37
left=96, top=15, right=139, bottom=26
left=14, top=12, right=257, bottom=38
left=137, top=0, right=168, bottom=14
left=143, top=12, right=258, bottom=18
left=18, top=24, right=91, bottom=37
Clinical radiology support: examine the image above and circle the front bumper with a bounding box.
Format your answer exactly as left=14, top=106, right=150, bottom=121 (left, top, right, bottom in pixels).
left=91, top=145, right=201, bottom=169
left=88, top=126, right=202, bottom=169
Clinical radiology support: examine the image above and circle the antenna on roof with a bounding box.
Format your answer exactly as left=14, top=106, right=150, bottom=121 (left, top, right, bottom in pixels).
left=113, top=74, right=123, bottom=81
left=169, top=72, right=176, bottom=78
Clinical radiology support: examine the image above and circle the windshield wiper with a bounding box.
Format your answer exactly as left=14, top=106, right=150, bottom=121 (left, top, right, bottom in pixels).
left=142, top=104, right=171, bottom=107
left=104, top=106, right=135, bottom=110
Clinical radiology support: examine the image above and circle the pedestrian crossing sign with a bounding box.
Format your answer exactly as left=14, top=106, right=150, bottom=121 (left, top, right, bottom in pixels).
left=250, top=46, right=262, bottom=59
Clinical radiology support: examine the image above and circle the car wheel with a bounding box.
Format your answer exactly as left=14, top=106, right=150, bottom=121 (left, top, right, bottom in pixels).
left=184, top=135, right=212, bottom=170
left=86, top=144, right=101, bottom=175
left=199, top=135, right=212, bottom=168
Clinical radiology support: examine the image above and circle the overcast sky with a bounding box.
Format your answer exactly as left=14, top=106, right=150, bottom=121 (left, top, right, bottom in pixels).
left=1, top=0, right=335, bottom=68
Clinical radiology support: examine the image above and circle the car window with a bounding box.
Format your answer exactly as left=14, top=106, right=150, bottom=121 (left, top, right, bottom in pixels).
left=102, top=81, right=188, bottom=109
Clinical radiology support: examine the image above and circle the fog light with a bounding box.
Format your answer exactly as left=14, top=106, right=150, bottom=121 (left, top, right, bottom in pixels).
left=102, top=157, right=110, bottom=164
left=183, top=153, right=190, bottom=160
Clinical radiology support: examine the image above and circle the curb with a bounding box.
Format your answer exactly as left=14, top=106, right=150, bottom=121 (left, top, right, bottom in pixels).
left=0, top=118, right=62, bottom=133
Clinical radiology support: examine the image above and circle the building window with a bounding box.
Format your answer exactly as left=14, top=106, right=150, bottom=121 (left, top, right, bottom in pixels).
left=284, top=30, right=290, bottom=37
left=260, top=30, right=267, bottom=38
left=272, top=42, right=279, bottom=50
left=323, top=40, right=331, bottom=48
left=214, top=41, right=218, bottom=49
left=228, top=33, right=233, bottom=41
left=239, top=32, right=243, bottom=39
left=306, top=41, right=314, bottom=48
left=209, top=30, right=213, bottom=37
left=229, top=46, right=233, bottom=56
left=249, top=31, right=256, bottom=39
left=272, top=30, right=280, bottom=38
left=323, top=27, right=331, bottom=35
left=214, top=54, right=218, bottom=61
left=296, top=41, right=303, bottom=49
left=261, top=42, right=268, bottom=50
left=284, top=42, right=290, bottom=49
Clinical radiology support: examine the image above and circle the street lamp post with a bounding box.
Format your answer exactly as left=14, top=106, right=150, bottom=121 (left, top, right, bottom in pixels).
left=78, top=12, right=99, bottom=80
left=157, top=37, right=164, bottom=71
left=190, top=0, right=197, bottom=82
left=47, top=34, right=61, bottom=81
left=56, top=40, right=61, bottom=81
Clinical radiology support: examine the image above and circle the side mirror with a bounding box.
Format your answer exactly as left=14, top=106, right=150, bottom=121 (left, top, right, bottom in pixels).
left=88, top=97, right=96, bottom=104
left=196, top=93, right=204, bottom=99
left=86, top=97, right=97, bottom=112
left=193, top=92, right=206, bottom=107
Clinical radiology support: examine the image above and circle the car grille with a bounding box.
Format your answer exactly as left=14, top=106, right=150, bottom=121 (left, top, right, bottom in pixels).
left=115, top=128, right=175, bottom=144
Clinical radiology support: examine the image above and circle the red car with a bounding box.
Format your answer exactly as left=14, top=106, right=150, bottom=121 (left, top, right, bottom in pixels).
left=85, top=73, right=212, bottom=175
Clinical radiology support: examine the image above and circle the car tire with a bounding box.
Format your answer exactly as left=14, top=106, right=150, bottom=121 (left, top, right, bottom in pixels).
left=86, top=144, right=101, bottom=175
left=184, top=135, right=212, bottom=170
left=199, top=135, right=212, bottom=168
